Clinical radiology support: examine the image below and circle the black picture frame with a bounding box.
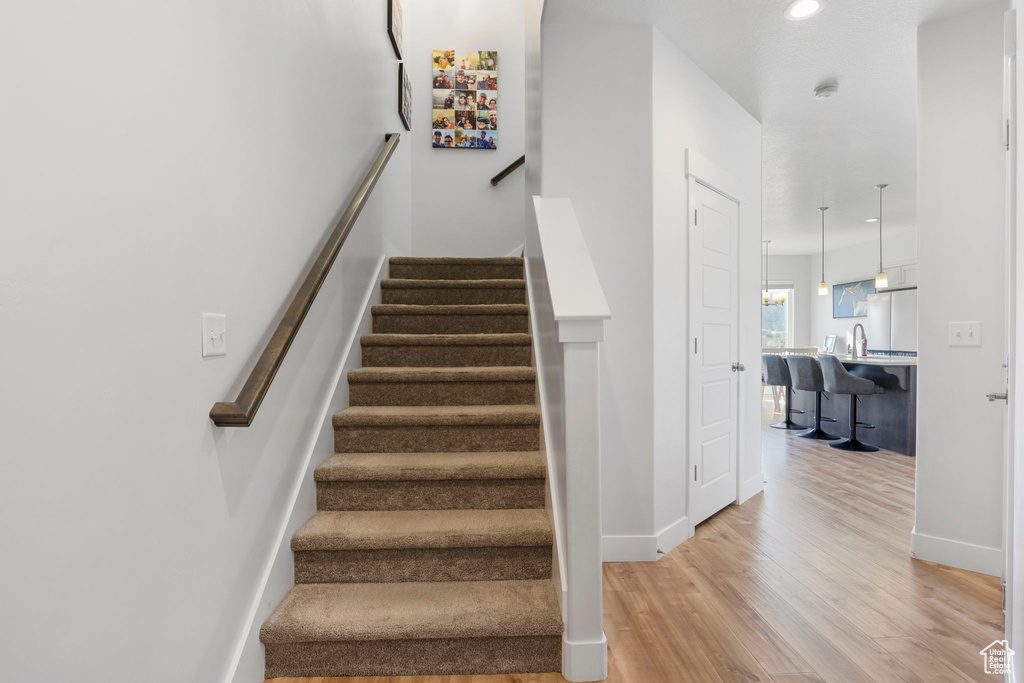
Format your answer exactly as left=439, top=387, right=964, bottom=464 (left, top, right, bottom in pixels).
left=398, top=63, right=411, bottom=131
left=387, top=0, right=403, bottom=60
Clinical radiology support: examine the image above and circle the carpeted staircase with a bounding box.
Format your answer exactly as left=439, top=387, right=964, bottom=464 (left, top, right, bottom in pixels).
left=259, top=256, right=563, bottom=679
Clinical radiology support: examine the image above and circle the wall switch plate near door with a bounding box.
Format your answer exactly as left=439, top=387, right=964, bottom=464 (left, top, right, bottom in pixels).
left=948, top=321, right=982, bottom=347
left=202, top=313, right=227, bottom=357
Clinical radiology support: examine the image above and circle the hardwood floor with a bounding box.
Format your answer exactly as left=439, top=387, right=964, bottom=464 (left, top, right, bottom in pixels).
left=267, top=402, right=1002, bottom=683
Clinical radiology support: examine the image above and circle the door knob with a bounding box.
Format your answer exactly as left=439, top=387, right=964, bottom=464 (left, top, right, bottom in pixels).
left=987, top=392, right=1008, bottom=402
left=732, top=362, right=746, bottom=372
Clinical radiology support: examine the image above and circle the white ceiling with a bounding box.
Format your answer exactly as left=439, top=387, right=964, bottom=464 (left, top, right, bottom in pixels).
left=544, top=0, right=996, bottom=254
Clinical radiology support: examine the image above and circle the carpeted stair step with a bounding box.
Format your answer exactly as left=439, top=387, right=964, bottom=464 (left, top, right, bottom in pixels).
left=372, top=304, right=529, bottom=335
left=361, top=333, right=532, bottom=367
left=348, top=366, right=536, bottom=406
left=333, top=405, right=541, bottom=453
left=260, top=579, right=562, bottom=678
left=381, top=279, right=526, bottom=305
left=314, top=450, right=547, bottom=511
left=291, top=509, right=553, bottom=583
left=389, top=256, right=524, bottom=281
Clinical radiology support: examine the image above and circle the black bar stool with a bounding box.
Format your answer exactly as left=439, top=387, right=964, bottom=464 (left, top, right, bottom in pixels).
left=818, top=355, right=885, bottom=452
left=762, top=354, right=806, bottom=430
left=785, top=356, right=840, bottom=441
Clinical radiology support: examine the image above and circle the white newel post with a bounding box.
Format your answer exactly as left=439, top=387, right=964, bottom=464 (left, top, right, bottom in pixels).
left=560, top=318, right=608, bottom=682
left=532, top=196, right=610, bottom=682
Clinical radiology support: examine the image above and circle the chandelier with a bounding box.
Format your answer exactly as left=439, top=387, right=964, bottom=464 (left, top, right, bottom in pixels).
left=762, top=240, right=786, bottom=307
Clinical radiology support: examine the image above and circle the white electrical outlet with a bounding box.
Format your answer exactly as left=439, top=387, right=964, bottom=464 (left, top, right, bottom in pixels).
left=202, top=313, right=227, bottom=357
left=948, top=321, right=982, bottom=347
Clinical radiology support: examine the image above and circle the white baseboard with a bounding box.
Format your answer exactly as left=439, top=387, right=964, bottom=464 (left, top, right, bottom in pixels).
left=562, top=633, right=608, bottom=683
left=739, top=472, right=765, bottom=504
left=223, top=255, right=387, bottom=683
left=506, top=243, right=525, bottom=257
left=912, top=527, right=1003, bottom=577
left=603, top=515, right=691, bottom=562
left=602, top=534, right=658, bottom=562
left=656, top=515, right=691, bottom=555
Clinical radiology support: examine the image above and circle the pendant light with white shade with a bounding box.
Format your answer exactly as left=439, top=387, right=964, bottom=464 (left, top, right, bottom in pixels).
left=873, top=183, right=889, bottom=289
left=818, top=206, right=829, bottom=296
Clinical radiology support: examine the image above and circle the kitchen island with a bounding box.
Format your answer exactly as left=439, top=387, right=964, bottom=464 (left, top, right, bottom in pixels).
left=788, top=355, right=917, bottom=456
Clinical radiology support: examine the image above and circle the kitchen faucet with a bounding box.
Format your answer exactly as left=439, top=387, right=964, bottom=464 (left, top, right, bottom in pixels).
left=852, top=323, right=867, bottom=358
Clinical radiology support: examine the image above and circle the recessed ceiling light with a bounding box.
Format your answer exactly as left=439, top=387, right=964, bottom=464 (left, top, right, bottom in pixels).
left=866, top=217, right=879, bottom=222
left=785, top=0, right=822, bottom=20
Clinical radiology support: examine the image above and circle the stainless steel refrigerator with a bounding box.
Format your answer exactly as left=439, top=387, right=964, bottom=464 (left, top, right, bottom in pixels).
left=866, top=289, right=918, bottom=354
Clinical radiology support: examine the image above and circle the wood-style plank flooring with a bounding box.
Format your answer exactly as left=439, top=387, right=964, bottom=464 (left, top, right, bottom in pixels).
left=268, top=401, right=1002, bottom=683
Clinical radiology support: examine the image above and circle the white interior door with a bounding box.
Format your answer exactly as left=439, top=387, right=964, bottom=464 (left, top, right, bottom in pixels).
left=689, top=181, right=740, bottom=527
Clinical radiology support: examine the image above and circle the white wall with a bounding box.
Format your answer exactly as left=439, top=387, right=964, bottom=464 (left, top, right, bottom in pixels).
left=764, top=253, right=813, bottom=348
left=408, top=1, right=526, bottom=256
left=541, top=23, right=656, bottom=554
left=539, top=22, right=761, bottom=560
left=915, top=1, right=1007, bottom=576
left=0, top=2, right=411, bottom=681
left=651, top=29, right=763, bottom=547
left=808, top=231, right=918, bottom=351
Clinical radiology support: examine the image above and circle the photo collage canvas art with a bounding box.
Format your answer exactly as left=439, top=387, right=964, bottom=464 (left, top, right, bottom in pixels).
left=431, top=50, right=498, bottom=149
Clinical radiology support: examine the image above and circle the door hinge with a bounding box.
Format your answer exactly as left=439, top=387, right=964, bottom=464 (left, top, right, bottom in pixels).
left=1002, top=580, right=1007, bottom=612
left=694, top=209, right=698, bottom=225
left=1007, top=120, right=1011, bottom=151
left=694, top=337, right=698, bottom=354
left=694, top=465, right=698, bottom=481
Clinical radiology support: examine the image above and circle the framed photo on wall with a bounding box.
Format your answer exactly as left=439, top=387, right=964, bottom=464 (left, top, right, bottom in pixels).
left=832, top=278, right=876, bottom=318
left=387, top=0, right=403, bottom=60
left=398, top=63, right=411, bottom=131
left=431, top=49, right=498, bottom=149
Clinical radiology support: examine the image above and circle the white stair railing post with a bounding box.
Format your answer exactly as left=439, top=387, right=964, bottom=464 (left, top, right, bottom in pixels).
left=560, top=319, right=608, bottom=682
left=532, top=196, right=611, bottom=682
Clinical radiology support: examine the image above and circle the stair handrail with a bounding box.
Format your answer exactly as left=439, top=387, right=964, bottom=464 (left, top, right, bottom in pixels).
left=489, top=155, right=525, bottom=186
left=210, top=133, right=402, bottom=427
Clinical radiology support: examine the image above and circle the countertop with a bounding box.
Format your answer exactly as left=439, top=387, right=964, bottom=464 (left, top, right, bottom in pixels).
left=834, top=355, right=918, bottom=367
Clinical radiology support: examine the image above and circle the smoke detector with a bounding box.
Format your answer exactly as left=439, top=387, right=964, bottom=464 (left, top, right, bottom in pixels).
left=814, top=83, right=839, bottom=99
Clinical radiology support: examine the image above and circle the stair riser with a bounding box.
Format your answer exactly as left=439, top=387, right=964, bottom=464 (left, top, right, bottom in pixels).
left=317, top=479, right=546, bottom=511
left=265, top=635, right=560, bottom=678
left=373, top=315, right=528, bottom=335
left=362, top=345, right=531, bottom=367
left=293, top=546, right=552, bottom=583
left=389, top=264, right=524, bottom=280
left=349, top=381, right=535, bottom=406
left=335, top=425, right=540, bottom=453
left=382, top=288, right=525, bottom=305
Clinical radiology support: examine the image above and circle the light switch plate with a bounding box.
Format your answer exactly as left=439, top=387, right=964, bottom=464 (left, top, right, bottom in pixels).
left=202, top=313, right=227, bottom=357
left=948, top=321, right=982, bottom=347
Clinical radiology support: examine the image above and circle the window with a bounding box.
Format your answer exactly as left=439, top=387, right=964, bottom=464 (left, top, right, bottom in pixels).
left=761, top=288, right=793, bottom=348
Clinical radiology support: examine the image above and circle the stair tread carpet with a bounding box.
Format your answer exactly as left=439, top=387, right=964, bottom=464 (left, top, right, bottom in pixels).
left=260, top=579, right=562, bottom=643
left=262, top=255, right=559, bottom=677
left=389, top=257, right=524, bottom=265
left=381, top=278, right=526, bottom=290
left=348, top=366, right=536, bottom=383
left=291, top=509, right=552, bottom=551
left=361, top=333, right=532, bottom=346
left=371, top=304, right=529, bottom=316
left=333, top=404, right=541, bottom=427
left=315, top=451, right=547, bottom=481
